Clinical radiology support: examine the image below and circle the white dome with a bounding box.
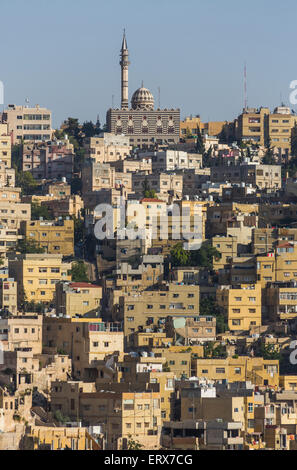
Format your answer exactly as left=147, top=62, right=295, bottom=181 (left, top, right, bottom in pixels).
left=131, top=87, right=154, bottom=110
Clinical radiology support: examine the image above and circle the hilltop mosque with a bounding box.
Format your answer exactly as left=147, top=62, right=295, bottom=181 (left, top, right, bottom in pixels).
left=106, top=31, right=180, bottom=149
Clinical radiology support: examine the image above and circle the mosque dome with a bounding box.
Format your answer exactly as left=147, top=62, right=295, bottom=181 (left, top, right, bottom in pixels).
left=131, top=86, right=154, bottom=110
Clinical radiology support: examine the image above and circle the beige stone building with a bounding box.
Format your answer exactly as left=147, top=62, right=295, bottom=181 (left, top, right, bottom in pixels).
left=20, top=218, right=74, bottom=256
left=217, top=283, right=262, bottom=331
left=0, top=200, right=31, bottom=230
left=117, top=283, right=199, bottom=347
left=83, top=133, right=131, bottom=163
left=0, top=315, right=43, bottom=354
left=191, top=357, right=279, bottom=387
left=82, top=161, right=132, bottom=196
left=0, top=128, right=11, bottom=167
left=0, top=163, right=15, bottom=188
left=0, top=278, right=17, bottom=315
left=55, top=282, right=102, bottom=318
left=50, top=383, right=161, bottom=449
left=43, top=317, right=123, bottom=380
left=8, top=253, right=72, bottom=306
left=210, top=163, right=281, bottom=189
left=2, top=104, right=52, bottom=144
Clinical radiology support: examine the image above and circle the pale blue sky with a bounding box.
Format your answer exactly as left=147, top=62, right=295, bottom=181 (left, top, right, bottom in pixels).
left=0, top=0, right=296, bottom=127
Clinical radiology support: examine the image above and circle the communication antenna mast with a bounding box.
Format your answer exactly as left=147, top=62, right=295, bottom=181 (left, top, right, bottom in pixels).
left=244, top=62, right=247, bottom=111
left=158, top=87, right=160, bottom=109
left=112, top=94, right=114, bottom=108
left=25, top=97, right=29, bottom=108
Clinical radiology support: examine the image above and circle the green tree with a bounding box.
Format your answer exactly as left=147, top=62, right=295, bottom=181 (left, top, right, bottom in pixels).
left=15, top=239, right=46, bottom=254
left=195, top=126, right=205, bottom=154
left=15, top=170, right=39, bottom=195
left=31, top=202, right=52, bottom=220
left=262, top=138, right=275, bottom=165
left=127, top=435, right=144, bottom=450
left=142, top=177, right=156, bottom=198
left=170, top=242, right=191, bottom=266
left=70, top=261, right=89, bottom=282
left=82, top=121, right=96, bottom=138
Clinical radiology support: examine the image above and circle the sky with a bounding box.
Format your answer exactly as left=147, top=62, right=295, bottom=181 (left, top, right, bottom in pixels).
left=0, top=0, right=297, bottom=128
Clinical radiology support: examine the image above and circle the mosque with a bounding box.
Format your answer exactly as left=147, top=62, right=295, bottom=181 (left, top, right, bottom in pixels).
left=106, top=31, right=180, bottom=149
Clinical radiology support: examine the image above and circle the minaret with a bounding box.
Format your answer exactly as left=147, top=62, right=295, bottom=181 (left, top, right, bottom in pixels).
left=120, top=30, right=130, bottom=109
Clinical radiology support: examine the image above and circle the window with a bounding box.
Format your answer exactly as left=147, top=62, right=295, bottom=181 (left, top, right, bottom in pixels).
left=248, top=403, right=253, bottom=413
left=216, top=368, right=225, bottom=374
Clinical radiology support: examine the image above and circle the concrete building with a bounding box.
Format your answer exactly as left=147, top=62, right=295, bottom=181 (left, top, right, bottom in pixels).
left=117, top=282, right=199, bottom=348
left=139, top=150, right=202, bottom=172
left=0, top=278, right=17, bottom=315
left=217, top=283, right=262, bottom=331
left=0, top=127, right=11, bottom=167
left=83, top=133, right=132, bottom=163
left=1, top=104, right=52, bottom=144
left=50, top=384, right=161, bottom=449
left=55, top=282, right=102, bottom=318
left=210, top=163, right=281, bottom=190
left=8, top=253, right=72, bottom=306
left=20, top=218, right=74, bottom=256
left=22, top=140, right=74, bottom=181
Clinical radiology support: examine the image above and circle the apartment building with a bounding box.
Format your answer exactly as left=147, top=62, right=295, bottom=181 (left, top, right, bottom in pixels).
left=83, top=133, right=131, bottom=163
left=180, top=116, right=227, bottom=139
left=206, top=202, right=258, bottom=238
left=210, top=163, right=281, bottom=189
left=23, top=426, right=100, bottom=450
left=0, top=187, right=21, bottom=203
left=256, top=243, right=297, bottom=286
left=139, top=150, right=202, bottom=172
left=50, top=383, right=162, bottom=449
left=110, top=157, right=152, bottom=174
left=0, top=226, right=22, bottom=257
left=43, top=181, right=71, bottom=198
left=165, top=315, right=216, bottom=344
left=55, top=282, right=102, bottom=318
left=2, top=104, right=52, bottom=144
left=117, top=283, right=199, bottom=347
left=0, top=315, right=43, bottom=354
left=268, top=106, right=297, bottom=155
left=0, top=129, right=11, bottom=167
left=8, top=253, right=72, bottom=306
left=235, top=106, right=297, bottom=154
left=20, top=218, right=74, bottom=256
left=217, top=283, right=262, bottom=331
left=81, top=161, right=132, bottom=196
left=0, top=201, right=31, bottom=230
left=0, top=278, right=17, bottom=315
left=191, top=357, right=279, bottom=387
left=0, top=163, right=15, bottom=188
left=132, top=172, right=183, bottom=199
left=265, top=281, right=297, bottom=321
left=43, top=317, right=123, bottom=380
left=211, top=235, right=238, bottom=271
left=235, top=107, right=270, bottom=146
left=22, top=140, right=74, bottom=181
